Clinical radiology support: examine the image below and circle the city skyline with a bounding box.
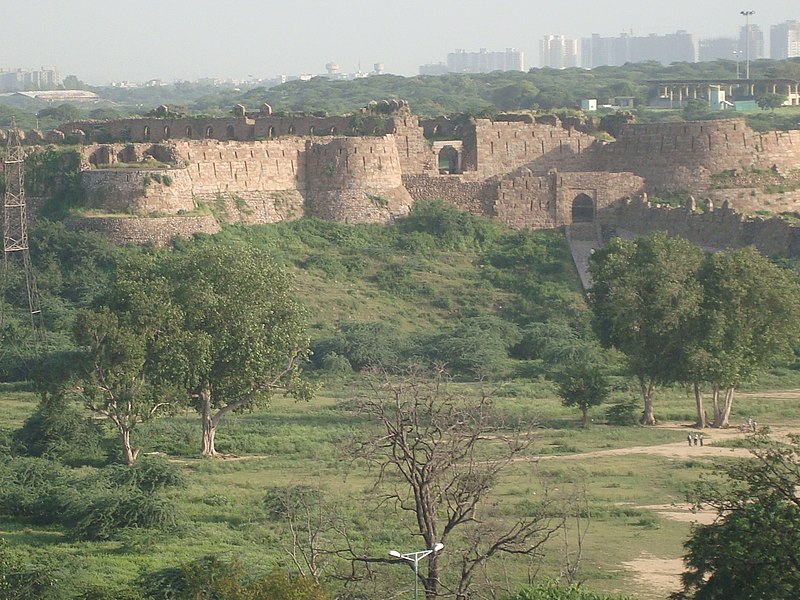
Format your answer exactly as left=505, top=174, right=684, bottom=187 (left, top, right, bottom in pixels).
left=0, top=0, right=795, bottom=84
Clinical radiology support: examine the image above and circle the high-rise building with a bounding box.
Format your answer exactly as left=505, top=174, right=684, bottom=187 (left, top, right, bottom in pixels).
left=739, top=24, right=765, bottom=61
left=771, top=20, right=800, bottom=59
left=446, top=48, right=525, bottom=74
left=580, top=32, right=696, bottom=67
left=581, top=33, right=630, bottom=67
left=540, top=35, right=579, bottom=69
left=0, top=66, right=60, bottom=91
left=698, top=38, right=739, bottom=62
left=629, top=31, right=697, bottom=64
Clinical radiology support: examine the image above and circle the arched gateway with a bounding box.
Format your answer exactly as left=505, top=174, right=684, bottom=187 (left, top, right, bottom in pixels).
left=572, top=193, right=594, bottom=223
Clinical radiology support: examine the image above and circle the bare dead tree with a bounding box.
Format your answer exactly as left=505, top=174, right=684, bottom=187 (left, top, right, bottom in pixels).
left=349, top=366, right=566, bottom=599
left=559, top=485, right=591, bottom=585
left=263, top=485, right=342, bottom=583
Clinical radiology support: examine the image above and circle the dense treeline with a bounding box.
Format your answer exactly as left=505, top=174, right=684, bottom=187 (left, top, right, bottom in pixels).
left=2, top=58, right=800, bottom=131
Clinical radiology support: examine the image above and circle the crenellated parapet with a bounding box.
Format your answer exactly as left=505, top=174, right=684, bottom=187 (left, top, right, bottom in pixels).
left=16, top=105, right=800, bottom=251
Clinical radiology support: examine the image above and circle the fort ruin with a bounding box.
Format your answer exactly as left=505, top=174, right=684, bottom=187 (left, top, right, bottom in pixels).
left=9, top=101, right=800, bottom=254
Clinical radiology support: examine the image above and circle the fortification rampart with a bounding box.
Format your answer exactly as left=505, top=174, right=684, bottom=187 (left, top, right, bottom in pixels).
left=495, top=170, right=646, bottom=229
left=305, top=136, right=413, bottom=223
left=462, top=119, right=599, bottom=178
left=82, top=168, right=195, bottom=215
left=402, top=174, right=497, bottom=216
left=24, top=107, right=800, bottom=250
left=607, top=197, right=800, bottom=257
left=64, top=215, right=221, bottom=246
left=597, top=119, right=800, bottom=192
left=60, top=111, right=414, bottom=145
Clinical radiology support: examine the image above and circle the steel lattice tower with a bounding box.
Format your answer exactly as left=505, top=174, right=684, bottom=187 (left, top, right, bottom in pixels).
left=2, top=118, right=45, bottom=347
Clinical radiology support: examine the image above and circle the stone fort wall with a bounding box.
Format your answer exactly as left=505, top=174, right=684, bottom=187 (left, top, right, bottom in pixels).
left=596, top=119, right=800, bottom=192
left=27, top=110, right=800, bottom=253
left=606, top=197, right=800, bottom=257
left=64, top=215, right=221, bottom=246
left=305, top=136, right=414, bottom=223
left=462, top=119, right=598, bottom=178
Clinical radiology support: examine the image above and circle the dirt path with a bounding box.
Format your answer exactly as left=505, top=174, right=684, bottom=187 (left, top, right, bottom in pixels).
left=599, top=420, right=800, bottom=600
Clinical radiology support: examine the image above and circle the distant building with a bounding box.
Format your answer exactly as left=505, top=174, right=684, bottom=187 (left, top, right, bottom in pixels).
left=540, top=36, right=579, bottom=69
left=629, top=31, right=697, bottom=64
left=771, top=20, right=800, bottom=59
left=0, top=66, right=60, bottom=91
left=446, top=48, right=525, bottom=73
left=739, top=24, right=765, bottom=60
left=698, top=37, right=739, bottom=62
left=10, top=90, right=99, bottom=103
left=581, top=33, right=630, bottom=68
left=580, top=31, right=696, bottom=67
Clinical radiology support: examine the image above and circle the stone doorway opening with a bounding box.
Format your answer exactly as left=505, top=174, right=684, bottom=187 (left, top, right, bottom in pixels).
left=572, top=193, right=595, bottom=223
left=437, top=145, right=461, bottom=174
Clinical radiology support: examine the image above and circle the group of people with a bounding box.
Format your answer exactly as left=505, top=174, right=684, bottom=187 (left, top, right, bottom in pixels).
left=687, top=433, right=704, bottom=447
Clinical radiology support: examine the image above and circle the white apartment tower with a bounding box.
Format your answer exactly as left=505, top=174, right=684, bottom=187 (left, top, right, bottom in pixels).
left=540, top=35, right=579, bottom=69
left=771, top=20, right=800, bottom=59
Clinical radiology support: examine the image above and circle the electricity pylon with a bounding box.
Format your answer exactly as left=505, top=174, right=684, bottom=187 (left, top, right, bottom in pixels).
left=2, top=118, right=46, bottom=349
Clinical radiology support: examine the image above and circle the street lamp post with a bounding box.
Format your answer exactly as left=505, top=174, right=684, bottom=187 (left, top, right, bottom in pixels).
left=733, top=49, right=742, bottom=80
left=740, top=10, right=755, bottom=81
left=389, top=543, right=444, bottom=600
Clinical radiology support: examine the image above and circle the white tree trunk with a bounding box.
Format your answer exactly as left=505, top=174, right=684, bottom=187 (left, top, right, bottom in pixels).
left=120, top=426, right=139, bottom=466
left=719, top=386, right=735, bottom=428
left=200, top=385, right=218, bottom=457
left=711, top=384, right=723, bottom=427
left=640, top=378, right=657, bottom=425
left=694, top=382, right=707, bottom=428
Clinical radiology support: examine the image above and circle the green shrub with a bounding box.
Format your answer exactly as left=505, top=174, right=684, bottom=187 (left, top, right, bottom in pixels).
left=104, top=455, right=187, bottom=493
left=397, top=199, right=501, bottom=250
left=0, top=457, right=71, bottom=524
left=303, top=252, right=349, bottom=278
left=416, top=316, right=520, bottom=378
left=0, top=539, right=63, bottom=600
left=314, top=321, right=403, bottom=370
left=317, top=351, right=353, bottom=376
left=13, top=393, right=108, bottom=466
left=505, top=579, right=636, bottom=599
left=66, top=488, right=181, bottom=541
left=372, top=262, right=433, bottom=297
left=140, top=556, right=332, bottom=600
left=605, top=398, right=640, bottom=426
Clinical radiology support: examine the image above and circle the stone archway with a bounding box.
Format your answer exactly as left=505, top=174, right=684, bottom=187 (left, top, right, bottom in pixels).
left=438, top=145, right=460, bottom=174
left=572, top=193, right=594, bottom=223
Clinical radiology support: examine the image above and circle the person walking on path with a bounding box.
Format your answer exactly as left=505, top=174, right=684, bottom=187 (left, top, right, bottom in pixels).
left=699, top=434, right=704, bottom=447
left=688, top=434, right=693, bottom=446
left=693, top=434, right=699, bottom=446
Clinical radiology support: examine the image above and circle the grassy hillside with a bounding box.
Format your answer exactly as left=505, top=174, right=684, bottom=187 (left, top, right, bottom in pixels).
left=2, top=206, right=800, bottom=599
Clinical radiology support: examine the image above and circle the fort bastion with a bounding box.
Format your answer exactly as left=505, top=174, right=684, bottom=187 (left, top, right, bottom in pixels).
left=9, top=101, right=800, bottom=253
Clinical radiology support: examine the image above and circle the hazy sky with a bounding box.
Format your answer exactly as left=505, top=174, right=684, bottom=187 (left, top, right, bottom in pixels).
left=0, top=0, right=795, bottom=84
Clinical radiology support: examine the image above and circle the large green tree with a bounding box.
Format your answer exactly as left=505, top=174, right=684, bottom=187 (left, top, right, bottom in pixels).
left=70, top=265, right=192, bottom=465
left=688, top=247, right=800, bottom=428
left=589, top=233, right=704, bottom=424
left=554, top=350, right=611, bottom=428
left=162, top=243, right=311, bottom=457
left=674, top=433, right=800, bottom=599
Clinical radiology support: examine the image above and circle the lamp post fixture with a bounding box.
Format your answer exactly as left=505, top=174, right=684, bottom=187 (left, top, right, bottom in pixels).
left=733, top=49, right=742, bottom=80
left=388, top=543, right=444, bottom=600
left=740, top=10, right=755, bottom=81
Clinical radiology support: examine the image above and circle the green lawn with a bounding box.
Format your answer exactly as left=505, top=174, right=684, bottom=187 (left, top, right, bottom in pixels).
left=2, top=371, right=797, bottom=600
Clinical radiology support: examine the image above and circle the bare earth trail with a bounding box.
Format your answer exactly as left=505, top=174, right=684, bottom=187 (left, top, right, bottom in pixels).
left=549, top=416, right=800, bottom=600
